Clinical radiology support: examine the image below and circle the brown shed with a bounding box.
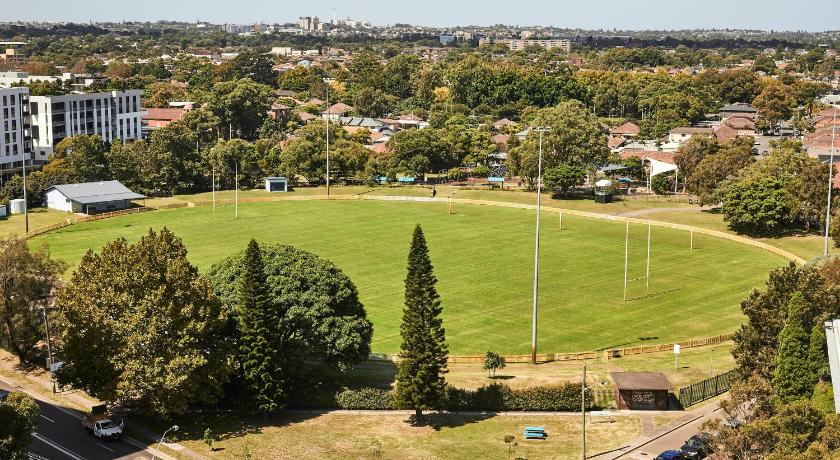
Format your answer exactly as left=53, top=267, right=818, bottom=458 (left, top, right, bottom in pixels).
left=612, top=372, right=673, bottom=410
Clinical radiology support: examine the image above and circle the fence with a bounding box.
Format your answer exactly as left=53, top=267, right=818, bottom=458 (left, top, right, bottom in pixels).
left=368, top=351, right=599, bottom=364
left=607, top=334, right=733, bottom=359
left=21, top=207, right=151, bottom=241
left=678, top=369, right=736, bottom=408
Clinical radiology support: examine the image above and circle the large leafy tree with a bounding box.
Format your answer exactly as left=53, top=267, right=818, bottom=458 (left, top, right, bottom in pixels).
left=209, top=243, right=373, bottom=401
left=753, top=83, right=795, bottom=129
left=0, top=392, right=40, bottom=460
left=52, top=134, right=109, bottom=183
left=204, top=78, right=274, bottom=140
left=721, top=176, right=794, bottom=234
left=0, top=236, right=66, bottom=364
left=205, top=138, right=263, bottom=189
left=142, top=82, right=188, bottom=108
left=686, top=137, right=754, bottom=205
left=220, top=50, right=276, bottom=87
left=57, top=228, right=232, bottom=416
left=507, top=100, right=609, bottom=189
left=543, top=164, right=586, bottom=194
left=387, top=128, right=456, bottom=177
left=395, top=225, right=448, bottom=422
left=236, top=240, right=284, bottom=414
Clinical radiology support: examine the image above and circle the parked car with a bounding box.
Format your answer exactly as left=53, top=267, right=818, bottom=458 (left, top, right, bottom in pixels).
left=655, top=450, right=686, bottom=460
left=0, top=389, right=8, bottom=403
left=681, top=433, right=712, bottom=458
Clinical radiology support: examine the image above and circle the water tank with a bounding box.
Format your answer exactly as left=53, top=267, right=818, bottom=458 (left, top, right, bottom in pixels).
left=9, top=199, right=26, bottom=214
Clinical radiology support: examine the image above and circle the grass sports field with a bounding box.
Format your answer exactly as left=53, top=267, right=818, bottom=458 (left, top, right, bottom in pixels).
left=31, top=199, right=787, bottom=354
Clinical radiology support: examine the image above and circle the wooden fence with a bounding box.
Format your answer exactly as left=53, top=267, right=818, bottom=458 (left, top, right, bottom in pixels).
left=678, top=369, right=735, bottom=408
left=606, top=334, right=734, bottom=359
left=21, top=207, right=151, bottom=241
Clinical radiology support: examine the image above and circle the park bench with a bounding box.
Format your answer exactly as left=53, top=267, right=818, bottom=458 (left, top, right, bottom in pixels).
left=523, top=426, right=547, bottom=440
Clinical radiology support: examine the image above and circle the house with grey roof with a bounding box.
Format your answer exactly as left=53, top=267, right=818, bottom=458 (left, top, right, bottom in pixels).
left=44, top=180, right=145, bottom=214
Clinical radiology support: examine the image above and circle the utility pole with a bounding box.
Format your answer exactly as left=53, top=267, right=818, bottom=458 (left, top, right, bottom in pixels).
left=825, top=107, right=837, bottom=256
left=645, top=220, right=651, bottom=297
left=623, top=222, right=629, bottom=302
left=531, top=127, right=550, bottom=365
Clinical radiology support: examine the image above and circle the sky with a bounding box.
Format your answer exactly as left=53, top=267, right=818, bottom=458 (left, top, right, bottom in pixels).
left=5, top=0, right=840, bottom=32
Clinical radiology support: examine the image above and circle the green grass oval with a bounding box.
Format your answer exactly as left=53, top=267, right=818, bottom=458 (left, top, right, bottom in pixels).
left=32, top=199, right=787, bottom=355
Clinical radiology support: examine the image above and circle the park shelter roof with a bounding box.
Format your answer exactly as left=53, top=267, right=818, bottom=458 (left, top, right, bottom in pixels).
left=611, top=372, right=672, bottom=391
left=46, top=181, right=145, bottom=205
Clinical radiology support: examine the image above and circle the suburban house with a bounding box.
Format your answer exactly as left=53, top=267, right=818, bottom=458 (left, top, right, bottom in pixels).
left=667, top=127, right=714, bottom=145
left=142, top=107, right=189, bottom=134
left=44, top=180, right=145, bottom=214
left=719, top=102, right=758, bottom=120
left=322, top=102, right=354, bottom=122
left=610, top=121, right=640, bottom=140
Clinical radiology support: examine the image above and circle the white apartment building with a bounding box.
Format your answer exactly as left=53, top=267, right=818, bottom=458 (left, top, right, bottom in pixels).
left=0, top=87, right=34, bottom=173
left=29, top=90, right=144, bottom=157
left=508, top=39, right=571, bottom=53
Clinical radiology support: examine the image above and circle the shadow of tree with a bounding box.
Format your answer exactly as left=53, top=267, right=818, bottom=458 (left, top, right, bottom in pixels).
left=405, top=411, right=497, bottom=431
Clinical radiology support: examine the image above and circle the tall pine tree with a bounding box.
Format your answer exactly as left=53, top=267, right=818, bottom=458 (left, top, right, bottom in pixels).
left=395, top=225, right=448, bottom=423
left=237, top=239, right=284, bottom=415
left=772, top=292, right=816, bottom=403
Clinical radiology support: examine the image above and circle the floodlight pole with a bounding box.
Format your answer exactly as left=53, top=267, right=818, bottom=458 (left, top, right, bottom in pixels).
left=22, top=151, right=29, bottom=234
left=623, top=222, right=629, bottom=302
left=645, top=220, right=651, bottom=297
left=235, top=162, right=239, bottom=220
left=531, top=127, right=550, bottom=365
left=212, top=164, right=216, bottom=220
left=325, top=77, right=331, bottom=198
left=824, top=107, right=837, bottom=257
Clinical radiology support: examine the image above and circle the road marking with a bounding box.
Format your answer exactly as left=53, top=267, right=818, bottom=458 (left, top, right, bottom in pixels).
left=31, top=432, right=86, bottom=460
left=96, top=442, right=115, bottom=452
left=39, top=414, right=56, bottom=423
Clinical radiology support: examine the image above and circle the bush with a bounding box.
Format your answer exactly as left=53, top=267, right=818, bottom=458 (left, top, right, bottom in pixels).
left=335, top=388, right=394, bottom=410
left=446, top=382, right=591, bottom=412
left=294, top=382, right=592, bottom=411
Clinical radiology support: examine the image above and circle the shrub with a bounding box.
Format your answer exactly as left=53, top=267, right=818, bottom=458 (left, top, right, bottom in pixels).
left=445, top=382, right=591, bottom=412
left=335, top=388, right=394, bottom=410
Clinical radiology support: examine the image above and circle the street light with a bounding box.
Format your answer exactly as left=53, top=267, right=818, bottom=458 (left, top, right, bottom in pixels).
left=151, top=425, right=179, bottom=460
left=531, top=126, right=551, bottom=365
left=825, top=107, right=837, bottom=257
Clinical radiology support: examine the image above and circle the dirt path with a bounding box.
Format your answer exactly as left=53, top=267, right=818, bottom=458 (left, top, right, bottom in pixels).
left=616, top=205, right=717, bottom=218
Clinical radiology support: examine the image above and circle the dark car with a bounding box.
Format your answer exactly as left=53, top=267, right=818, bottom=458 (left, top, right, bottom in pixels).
left=0, top=390, right=8, bottom=403
left=655, top=450, right=686, bottom=460
left=681, top=434, right=712, bottom=458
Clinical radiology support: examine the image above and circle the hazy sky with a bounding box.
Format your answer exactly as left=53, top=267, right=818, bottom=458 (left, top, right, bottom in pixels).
left=6, top=0, right=840, bottom=31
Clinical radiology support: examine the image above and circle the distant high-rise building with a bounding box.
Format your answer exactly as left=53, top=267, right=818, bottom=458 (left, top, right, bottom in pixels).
left=298, top=16, right=320, bottom=32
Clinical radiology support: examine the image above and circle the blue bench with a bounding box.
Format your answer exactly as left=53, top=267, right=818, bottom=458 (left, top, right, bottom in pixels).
left=524, top=426, right=547, bottom=439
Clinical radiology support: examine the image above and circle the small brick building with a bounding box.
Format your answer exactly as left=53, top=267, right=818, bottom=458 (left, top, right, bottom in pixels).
left=612, top=372, right=673, bottom=410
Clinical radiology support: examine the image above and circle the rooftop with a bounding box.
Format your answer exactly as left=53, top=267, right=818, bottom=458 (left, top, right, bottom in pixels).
left=47, top=181, right=145, bottom=204
left=611, top=372, right=672, bottom=391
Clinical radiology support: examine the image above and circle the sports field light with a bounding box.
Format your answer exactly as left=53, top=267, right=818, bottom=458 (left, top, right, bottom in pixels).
left=531, top=126, right=550, bottom=365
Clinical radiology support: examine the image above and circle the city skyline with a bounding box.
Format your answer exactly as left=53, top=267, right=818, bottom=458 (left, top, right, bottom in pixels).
left=5, top=0, right=840, bottom=32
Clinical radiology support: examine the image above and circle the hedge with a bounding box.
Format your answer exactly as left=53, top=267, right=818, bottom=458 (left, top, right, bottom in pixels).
left=335, top=388, right=394, bottom=410
left=289, top=382, right=593, bottom=411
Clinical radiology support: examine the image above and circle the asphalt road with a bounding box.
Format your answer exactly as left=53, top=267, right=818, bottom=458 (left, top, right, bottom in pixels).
left=0, top=378, right=158, bottom=460
left=622, top=407, right=722, bottom=459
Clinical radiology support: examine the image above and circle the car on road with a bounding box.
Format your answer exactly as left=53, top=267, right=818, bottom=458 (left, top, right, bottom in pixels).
left=681, top=433, right=712, bottom=458
left=0, top=389, right=8, bottom=402
left=655, top=450, right=687, bottom=460
left=83, top=404, right=124, bottom=441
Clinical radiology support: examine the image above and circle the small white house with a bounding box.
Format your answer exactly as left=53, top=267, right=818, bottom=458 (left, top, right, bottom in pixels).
left=44, top=181, right=145, bottom=214
left=264, top=177, right=289, bottom=193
